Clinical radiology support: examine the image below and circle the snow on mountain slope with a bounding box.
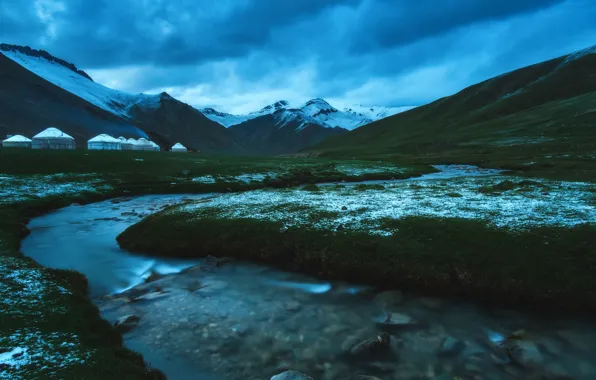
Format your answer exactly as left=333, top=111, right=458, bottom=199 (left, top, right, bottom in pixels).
left=202, top=98, right=415, bottom=131
left=0, top=48, right=161, bottom=119
left=199, top=108, right=253, bottom=128
left=343, top=105, right=417, bottom=121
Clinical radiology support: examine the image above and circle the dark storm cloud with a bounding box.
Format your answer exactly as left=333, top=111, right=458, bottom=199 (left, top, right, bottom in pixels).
left=2, top=0, right=595, bottom=111
left=348, top=0, right=565, bottom=52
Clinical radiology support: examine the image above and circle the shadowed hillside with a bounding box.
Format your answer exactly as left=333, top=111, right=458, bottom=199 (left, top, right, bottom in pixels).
left=309, top=46, right=596, bottom=179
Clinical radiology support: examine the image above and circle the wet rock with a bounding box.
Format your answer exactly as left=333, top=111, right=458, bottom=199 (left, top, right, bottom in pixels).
left=374, top=312, right=418, bottom=332
left=348, top=333, right=391, bottom=359
left=114, top=314, right=140, bottom=332
left=121, top=212, right=139, bottom=216
left=372, top=290, right=404, bottom=309
left=341, top=206, right=348, bottom=211
left=284, top=300, right=302, bottom=312
left=144, top=270, right=163, bottom=283
left=439, top=336, right=465, bottom=356
left=507, top=340, right=544, bottom=370
left=336, top=224, right=345, bottom=231
left=271, top=370, right=313, bottom=380
left=134, top=291, right=169, bottom=302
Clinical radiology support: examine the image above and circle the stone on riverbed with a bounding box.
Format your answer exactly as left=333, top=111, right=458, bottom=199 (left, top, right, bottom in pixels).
left=271, top=370, right=313, bottom=380
left=114, top=314, right=141, bottom=332
left=374, top=312, right=418, bottom=332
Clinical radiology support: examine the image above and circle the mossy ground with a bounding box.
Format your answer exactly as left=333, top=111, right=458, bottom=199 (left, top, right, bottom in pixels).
left=117, top=177, right=596, bottom=315
left=0, top=149, right=432, bottom=378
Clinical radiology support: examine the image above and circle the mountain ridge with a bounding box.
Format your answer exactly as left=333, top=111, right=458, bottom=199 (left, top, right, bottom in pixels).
left=307, top=44, right=596, bottom=171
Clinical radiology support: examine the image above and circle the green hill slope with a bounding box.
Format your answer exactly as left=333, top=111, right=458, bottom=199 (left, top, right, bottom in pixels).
left=309, top=46, right=596, bottom=180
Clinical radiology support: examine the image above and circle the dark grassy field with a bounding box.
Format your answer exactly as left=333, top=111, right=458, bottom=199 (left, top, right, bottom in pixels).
left=118, top=211, right=596, bottom=315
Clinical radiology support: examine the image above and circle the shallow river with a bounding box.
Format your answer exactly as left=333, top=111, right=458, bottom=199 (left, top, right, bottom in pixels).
left=21, top=169, right=596, bottom=380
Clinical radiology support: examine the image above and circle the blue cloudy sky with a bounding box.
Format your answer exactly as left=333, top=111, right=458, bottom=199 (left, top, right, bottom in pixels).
left=2, top=0, right=596, bottom=113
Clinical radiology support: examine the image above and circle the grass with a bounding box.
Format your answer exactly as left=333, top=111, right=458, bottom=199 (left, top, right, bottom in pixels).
left=0, top=149, right=434, bottom=378
left=116, top=174, right=596, bottom=314
left=117, top=212, right=596, bottom=315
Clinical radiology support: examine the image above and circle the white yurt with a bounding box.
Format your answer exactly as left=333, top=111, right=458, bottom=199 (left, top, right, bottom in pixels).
left=32, top=127, right=75, bottom=149
left=87, top=134, right=122, bottom=150
left=136, top=138, right=154, bottom=151
left=118, top=137, right=134, bottom=150
left=149, top=141, right=160, bottom=151
left=126, top=138, right=141, bottom=150
left=2, top=135, right=32, bottom=148
left=171, top=143, right=188, bottom=152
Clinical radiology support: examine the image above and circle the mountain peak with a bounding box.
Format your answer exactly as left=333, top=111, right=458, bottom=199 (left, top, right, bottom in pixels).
left=0, top=43, right=93, bottom=81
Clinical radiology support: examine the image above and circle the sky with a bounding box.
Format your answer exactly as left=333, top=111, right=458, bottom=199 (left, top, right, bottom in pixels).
left=1, top=0, right=596, bottom=114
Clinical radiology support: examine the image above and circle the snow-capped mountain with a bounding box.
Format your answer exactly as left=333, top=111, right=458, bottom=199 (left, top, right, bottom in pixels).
left=343, top=105, right=417, bottom=121
left=201, top=98, right=415, bottom=130
left=0, top=44, right=162, bottom=119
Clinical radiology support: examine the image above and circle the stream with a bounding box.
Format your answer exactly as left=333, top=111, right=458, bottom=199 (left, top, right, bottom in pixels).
left=21, top=167, right=596, bottom=380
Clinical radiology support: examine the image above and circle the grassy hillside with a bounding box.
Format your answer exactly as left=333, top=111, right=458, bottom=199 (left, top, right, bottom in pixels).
left=309, top=47, right=596, bottom=181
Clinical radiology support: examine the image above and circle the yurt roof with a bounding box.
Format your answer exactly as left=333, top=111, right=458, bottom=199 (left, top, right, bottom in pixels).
left=126, top=138, right=140, bottom=145
left=149, top=141, right=159, bottom=147
left=171, top=143, right=186, bottom=149
left=88, top=134, right=121, bottom=143
left=118, top=136, right=127, bottom=141
left=3, top=135, right=32, bottom=143
left=137, top=138, right=150, bottom=143
left=33, top=127, right=73, bottom=139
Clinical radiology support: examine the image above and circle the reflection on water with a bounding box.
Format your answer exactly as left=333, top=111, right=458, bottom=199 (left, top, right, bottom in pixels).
left=21, top=189, right=596, bottom=380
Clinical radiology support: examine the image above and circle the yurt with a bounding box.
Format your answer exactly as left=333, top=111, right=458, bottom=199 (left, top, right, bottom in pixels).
left=126, top=138, right=141, bottom=150
left=149, top=141, right=160, bottom=151
left=2, top=135, right=32, bottom=148
left=135, top=138, right=154, bottom=151
left=118, top=137, right=134, bottom=150
left=87, top=134, right=122, bottom=150
left=171, top=143, right=188, bottom=152
left=32, top=127, right=75, bottom=149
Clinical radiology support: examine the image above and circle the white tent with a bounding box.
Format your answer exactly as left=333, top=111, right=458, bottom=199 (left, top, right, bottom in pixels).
left=171, top=143, right=188, bottom=152
left=118, top=137, right=134, bottom=150
left=32, top=127, right=75, bottom=150
left=87, top=134, right=122, bottom=150
left=2, top=135, right=32, bottom=148
left=135, top=138, right=155, bottom=151
left=149, top=141, right=160, bottom=151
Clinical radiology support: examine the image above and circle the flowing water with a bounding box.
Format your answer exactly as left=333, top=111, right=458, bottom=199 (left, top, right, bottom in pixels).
left=21, top=169, right=596, bottom=380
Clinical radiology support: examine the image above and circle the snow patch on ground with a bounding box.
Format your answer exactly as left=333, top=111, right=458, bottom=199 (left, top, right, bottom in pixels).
left=175, top=176, right=596, bottom=234
left=192, top=172, right=278, bottom=184
left=336, top=164, right=405, bottom=176
left=0, top=174, right=110, bottom=204
left=0, top=257, right=71, bottom=318
left=0, top=330, right=91, bottom=378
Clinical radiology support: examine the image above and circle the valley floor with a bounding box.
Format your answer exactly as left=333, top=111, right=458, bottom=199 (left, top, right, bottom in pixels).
left=0, top=149, right=594, bottom=378
left=0, top=149, right=427, bottom=379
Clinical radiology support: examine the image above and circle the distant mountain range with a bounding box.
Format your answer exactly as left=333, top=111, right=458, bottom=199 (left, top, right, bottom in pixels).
left=0, top=43, right=412, bottom=154
left=200, top=99, right=413, bottom=130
